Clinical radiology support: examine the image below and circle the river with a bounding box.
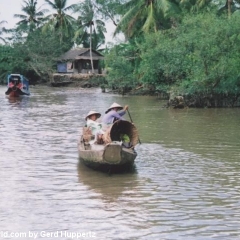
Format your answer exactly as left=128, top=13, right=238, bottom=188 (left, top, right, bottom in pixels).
left=0, top=85, right=239, bottom=240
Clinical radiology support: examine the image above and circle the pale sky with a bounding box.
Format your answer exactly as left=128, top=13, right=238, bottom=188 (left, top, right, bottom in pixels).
left=0, top=0, right=119, bottom=44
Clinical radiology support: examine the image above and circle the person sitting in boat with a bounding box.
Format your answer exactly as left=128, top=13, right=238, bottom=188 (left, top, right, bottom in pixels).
left=85, top=110, right=105, bottom=144
left=9, top=77, right=22, bottom=89
left=102, top=102, right=128, bottom=127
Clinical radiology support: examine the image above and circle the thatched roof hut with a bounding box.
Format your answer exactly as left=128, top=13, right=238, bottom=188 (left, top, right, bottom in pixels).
left=57, top=48, right=104, bottom=74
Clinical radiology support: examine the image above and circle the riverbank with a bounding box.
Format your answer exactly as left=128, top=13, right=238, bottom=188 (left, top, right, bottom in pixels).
left=50, top=73, right=105, bottom=88
left=2, top=75, right=239, bottom=108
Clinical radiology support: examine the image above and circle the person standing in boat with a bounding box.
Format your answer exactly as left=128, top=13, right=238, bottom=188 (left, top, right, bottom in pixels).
left=102, top=102, right=128, bottom=127
left=85, top=110, right=104, bottom=144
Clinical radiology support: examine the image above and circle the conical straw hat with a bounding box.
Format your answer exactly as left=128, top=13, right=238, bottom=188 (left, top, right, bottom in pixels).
left=105, top=102, right=123, bottom=114
left=85, top=110, right=101, bottom=121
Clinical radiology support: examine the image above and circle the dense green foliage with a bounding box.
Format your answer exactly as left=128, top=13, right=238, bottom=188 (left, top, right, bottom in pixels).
left=105, top=9, right=240, bottom=106
left=1, top=0, right=240, bottom=106
left=105, top=43, right=138, bottom=94
left=134, top=13, right=240, bottom=105
left=0, top=29, right=69, bottom=84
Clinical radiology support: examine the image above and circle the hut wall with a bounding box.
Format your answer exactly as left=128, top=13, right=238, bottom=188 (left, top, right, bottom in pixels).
left=67, top=61, right=74, bottom=73
left=77, top=60, right=100, bottom=74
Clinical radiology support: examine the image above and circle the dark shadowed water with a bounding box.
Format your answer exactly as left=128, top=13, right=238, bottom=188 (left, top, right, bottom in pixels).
left=0, top=86, right=240, bottom=240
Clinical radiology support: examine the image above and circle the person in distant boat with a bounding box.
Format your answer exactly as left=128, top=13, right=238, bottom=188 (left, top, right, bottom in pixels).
left=102, top=102, right=128, bottom=126
left=9, top=77, right=22, bottom=90
left=85, top=110, right=104, bottom=144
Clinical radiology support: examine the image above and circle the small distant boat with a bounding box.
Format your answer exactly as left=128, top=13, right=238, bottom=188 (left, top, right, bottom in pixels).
left=78, top=120, right=139, bottom=173
left=5, top=74, right=30, bottom=97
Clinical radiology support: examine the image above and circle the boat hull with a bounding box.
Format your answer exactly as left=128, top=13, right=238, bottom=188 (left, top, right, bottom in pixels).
left=78, top=139, right=137, bottom=172
left=5, top=87, right=30, bottom=97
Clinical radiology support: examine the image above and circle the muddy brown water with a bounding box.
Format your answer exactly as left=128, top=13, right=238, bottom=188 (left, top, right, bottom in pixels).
left=0, top=86, right=240, bottom=240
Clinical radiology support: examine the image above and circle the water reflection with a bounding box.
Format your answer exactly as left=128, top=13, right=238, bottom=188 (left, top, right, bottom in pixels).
left=77, top=162, right=139, bottom=202
left=6, top=95, right=30, bottom=107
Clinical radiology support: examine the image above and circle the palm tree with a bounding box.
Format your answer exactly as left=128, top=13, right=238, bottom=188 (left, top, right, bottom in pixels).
left=14, top=0, right=49, bottom=32
left=115, top=0, right=181, bottom=38
left=43, top=0, right=77, bottom=42
left=73, top=0, right=106, bottom=73
left=179, top=0, right=212, bottom=11
left=0, top=20, right=7, bottom=43
left=89, top=0, right=123, bottom=27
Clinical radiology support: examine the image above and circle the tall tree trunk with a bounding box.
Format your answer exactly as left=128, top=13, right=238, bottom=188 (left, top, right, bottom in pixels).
left=89, top=23, right=94, bottom=74
left=228, top=0, right=232, bottom=18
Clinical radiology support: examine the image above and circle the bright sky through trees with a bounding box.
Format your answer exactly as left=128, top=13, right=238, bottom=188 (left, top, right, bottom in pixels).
left=0, top=0, right=117, bottom=43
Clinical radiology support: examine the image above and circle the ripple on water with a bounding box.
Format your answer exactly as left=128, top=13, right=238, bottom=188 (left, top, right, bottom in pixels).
left=0, top=86, right=240, bottom=239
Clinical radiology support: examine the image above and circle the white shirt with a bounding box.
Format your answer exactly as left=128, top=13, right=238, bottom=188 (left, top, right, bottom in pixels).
left=86, top=119, right=104, bottom=135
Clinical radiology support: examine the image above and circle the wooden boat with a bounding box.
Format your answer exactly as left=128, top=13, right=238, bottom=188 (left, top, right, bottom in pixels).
left=5, top=74, right=30, bottom=97
left=78, top=120, right=139, bottom=172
